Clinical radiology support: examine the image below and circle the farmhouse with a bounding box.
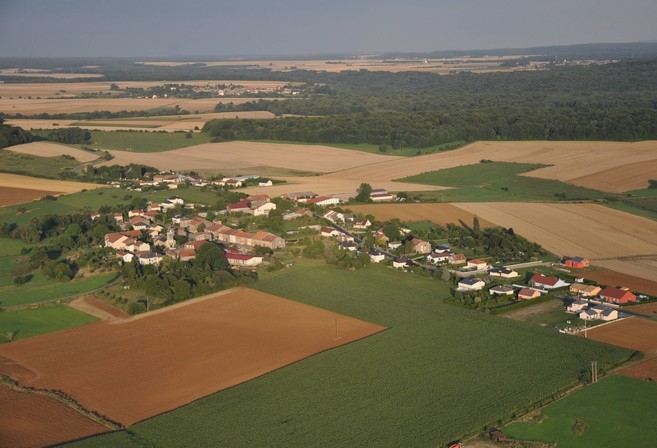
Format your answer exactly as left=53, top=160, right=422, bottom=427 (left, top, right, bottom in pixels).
left=517, top=288, right=542, bottom=300
left=458, top=277, right=486, bottom=292
left=306, top=196, right=341, bottom=206
left=530, top=273, right=569, bottom=289
left=448, top=253, right=467, bottom=265
left=599, top=287, right=637, bottom=304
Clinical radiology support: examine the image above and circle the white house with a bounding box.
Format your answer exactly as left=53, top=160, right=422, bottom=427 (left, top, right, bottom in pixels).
left=579, top=305, right=619, bottom=321
left=368, top=249, right=386, bottom=263
left=458, top=277, right=486, bottom=292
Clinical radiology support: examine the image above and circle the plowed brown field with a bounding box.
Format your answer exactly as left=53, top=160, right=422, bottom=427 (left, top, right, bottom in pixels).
left=0, top=186, right=60, bottom=207
left=585, top=317, right=657, bottom=353
left=0, top=385, right=109, bottom=448
left=349, top=203, right=495, bottom=228
left=0, top=288, right=385, bottom=427
left=619, top=357, right=657, bottom=382
left=578, top=270, right=657, bottom=297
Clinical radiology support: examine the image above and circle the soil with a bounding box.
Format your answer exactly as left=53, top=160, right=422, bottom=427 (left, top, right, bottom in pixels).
left=0, top=288, right=385, bottom=427
left=0, top=384, right=109, bottom=448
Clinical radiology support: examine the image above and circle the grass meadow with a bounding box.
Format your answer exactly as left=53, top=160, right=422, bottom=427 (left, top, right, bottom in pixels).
left=0, top=151, right=79, bottom=179
left=65, top=261, right=634, bottom=448
left=398, top=162, right=608, bottom=202
left=504, top=375, right=657, bottom=446
left=0, top=304, right=98, bottom=342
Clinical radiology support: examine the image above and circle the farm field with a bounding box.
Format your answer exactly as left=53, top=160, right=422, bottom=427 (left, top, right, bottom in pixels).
left=578, top=269, right=657, bottom=297
left=0, top=385, right=110, bottom=448
left=63, top=262, right=633, bottom=448
left=452, top=202, right=657, bottom=279
left=0, top=173, right=101, bottom=195
left=349, top=203, right=495, bottom=228
left=6, top=141, right=101, bottom=162
left=504, top=375, right=657, bottom=447
left=0, top=287, right=385, bottom=427
left=0, top=186, right=60, bottom=207
left=585, top=317, right=657, bottom=353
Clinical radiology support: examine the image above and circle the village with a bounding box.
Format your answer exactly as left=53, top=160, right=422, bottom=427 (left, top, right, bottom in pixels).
left=100, top=169, right=644, bottom=333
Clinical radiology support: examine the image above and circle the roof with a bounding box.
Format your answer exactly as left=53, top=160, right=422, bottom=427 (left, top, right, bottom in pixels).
left=600, top=287, right=635, bottom=300
left=459, top=277, right=484, bottom=285
left=531, top=273, right=560, bottom=287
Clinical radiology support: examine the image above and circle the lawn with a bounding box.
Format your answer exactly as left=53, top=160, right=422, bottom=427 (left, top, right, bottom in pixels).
left=504, top=375, right=657, bottom=447
left=65, top=261, right=634, bottom=448
left=398, top=161, right=608, bottom=202
left=86, top=130, right=213, bottom=152
left=0, top=304, right=98, bottom=342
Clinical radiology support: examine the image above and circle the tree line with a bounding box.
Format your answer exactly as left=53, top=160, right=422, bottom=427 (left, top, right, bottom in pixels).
left=0, top=117, right=32, bottom=149
left=203, top=107, right=657, bottom=149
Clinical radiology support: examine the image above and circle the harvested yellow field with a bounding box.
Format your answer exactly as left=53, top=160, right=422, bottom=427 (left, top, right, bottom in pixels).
left=7, top=142, right=100, bottom=163
left=0, top=173, right=101, bottom=194
left=5, top=111, right=275, bottom=132
left=348, top=203, right=495, bottom=227
left=452, top=202, right=657, bottom=259
left=322, top=140, right=657, bottom=193
left=99, top=141, right=404, bottom=174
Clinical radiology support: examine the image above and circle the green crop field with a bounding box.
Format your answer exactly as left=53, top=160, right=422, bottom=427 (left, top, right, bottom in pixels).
left=398, top=162, right=608, bottom=202
left=0, top=304, right=98, bottom=342
left=87, top=130, right=213, bottom=152
left=504, top=375, right=657, bottom=446
left=0, top=271, right=118, bottom=307
left=65, top=261, right=633, bottom=448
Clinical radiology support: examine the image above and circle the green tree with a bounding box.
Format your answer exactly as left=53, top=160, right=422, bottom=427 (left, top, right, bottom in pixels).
left=355, top=183, right=373, bottom=202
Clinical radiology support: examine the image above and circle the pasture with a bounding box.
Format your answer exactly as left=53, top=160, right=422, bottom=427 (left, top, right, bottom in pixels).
left=504, top=375, right=657, bottom=447
left=63, top=262, right=633, bottom=448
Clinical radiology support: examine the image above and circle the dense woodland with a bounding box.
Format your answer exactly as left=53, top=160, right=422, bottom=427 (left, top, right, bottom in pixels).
left=0, top=117, right=32, bottom=149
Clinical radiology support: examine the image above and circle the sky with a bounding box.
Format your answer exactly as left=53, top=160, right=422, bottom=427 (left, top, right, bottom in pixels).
left=0, top=0, right=656, bottom=58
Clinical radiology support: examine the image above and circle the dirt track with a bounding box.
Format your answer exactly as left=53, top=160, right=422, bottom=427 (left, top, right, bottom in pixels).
left=0, top=288, right=385, bottom=426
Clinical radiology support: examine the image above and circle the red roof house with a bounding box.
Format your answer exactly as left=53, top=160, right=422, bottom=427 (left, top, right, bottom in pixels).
left=599, top=287, right=636, bottom=304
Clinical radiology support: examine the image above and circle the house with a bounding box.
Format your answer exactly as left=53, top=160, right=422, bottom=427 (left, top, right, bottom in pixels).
left=323, top=210, right=345, bottom=223
left=224, top=179, right=243, bottom=188
left=258, top=179, right=273, bottom=187
left=580, top=305, right=619, bottom=321
left=530, top=273, right=570, bottom=289
left=411, top=238, right=432, bottom=254
left=569, top=283, right=602, bottom=297
left=392, top=257, right=411, bottom=269
left=458, top=277, right=486, bottom=292
left=517, top=288, right=541, bottom=300
left=321, top=227, right=342, bottom=238
left=226, top=199, right=252, bottom=214
left=566, top=299, right=589, bottom=314
left=353, top=218, right=372, bottom=230
left=285, top=191, right=317, bottom=202
left=448, top=253, right=467, bottom=265
left=488, top=266, right=519, bottom=278
left=252, top=202, right=277, bottom=217
left=599, top=287, right=637, bottom=304
left=368, top=249, right=386, bottom=263
left=427, top=251, right=452, bottom=265
left=466, top=259, right=488, bottom=270
left=563, top=256, right=590, bottom=269
left=133, top=251, right=164, bottom=266
left=489, top=284, right=515, bottom=296
left=340, top=241, right=359, bottom=252
left=388, top=241, right=403, bottom=250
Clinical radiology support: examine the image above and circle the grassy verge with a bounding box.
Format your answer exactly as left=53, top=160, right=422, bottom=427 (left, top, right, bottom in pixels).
left=0, top=304, right=98, bottom=342
left=65, top=261, right=633, bottom=448
left=504, top=375, right=657, bottom=446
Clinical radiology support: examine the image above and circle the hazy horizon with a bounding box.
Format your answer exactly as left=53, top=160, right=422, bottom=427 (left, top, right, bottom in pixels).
left=1, top=0, right=656, bottom=58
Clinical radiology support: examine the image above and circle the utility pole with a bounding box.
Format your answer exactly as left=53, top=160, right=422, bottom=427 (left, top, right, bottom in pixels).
left=591, top=361, right=598, bottom=384
left=334, top=318, right=341, bottom=341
